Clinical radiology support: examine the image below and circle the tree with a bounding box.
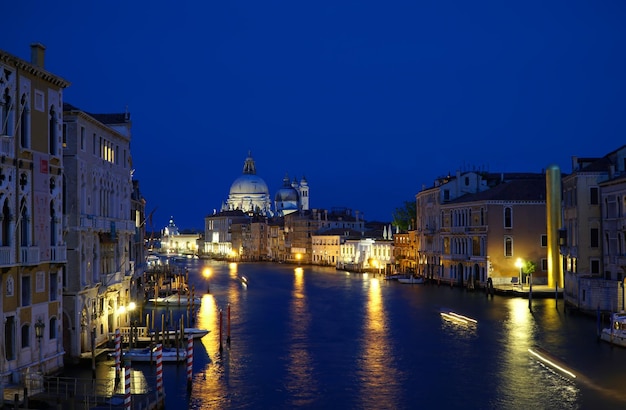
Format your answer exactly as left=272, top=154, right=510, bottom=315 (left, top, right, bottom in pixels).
left=392, top=200, right=416, bottom=231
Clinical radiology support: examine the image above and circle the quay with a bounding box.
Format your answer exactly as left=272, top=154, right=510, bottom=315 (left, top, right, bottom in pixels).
left=2, top=375, right=164, bottom=409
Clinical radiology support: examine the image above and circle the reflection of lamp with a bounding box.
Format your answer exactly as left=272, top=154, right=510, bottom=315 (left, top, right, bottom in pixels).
left=34, top=319, right=45, bottom=373
left=296, top=253, right=302, bottom=266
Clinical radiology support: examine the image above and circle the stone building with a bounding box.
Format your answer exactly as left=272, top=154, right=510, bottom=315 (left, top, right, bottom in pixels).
left=62, top=102, right=136, bottom=361
left=0, top=44, right=69, bottom=379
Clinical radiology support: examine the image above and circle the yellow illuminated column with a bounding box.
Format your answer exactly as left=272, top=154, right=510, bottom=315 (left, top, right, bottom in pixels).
left=546, top=164, right=563, bottom=289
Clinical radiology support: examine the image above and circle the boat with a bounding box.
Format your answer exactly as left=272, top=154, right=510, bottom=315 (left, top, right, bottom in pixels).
left=147, top=292, right=201, bottom=306
left=600, top=312, right=626, bottom=347
left=398, top=276, right=425, bottom=284
left=149, top=327, right=210, bottom=340
left=384, top=274, right=407, bottom=281
left=123, top=346, right=186, bottom=362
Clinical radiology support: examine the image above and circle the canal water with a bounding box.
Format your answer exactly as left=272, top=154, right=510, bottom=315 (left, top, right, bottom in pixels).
left=73, top=260, right=626, bottom=409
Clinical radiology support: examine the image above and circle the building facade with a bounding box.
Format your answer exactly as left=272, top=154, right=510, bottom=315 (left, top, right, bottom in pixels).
left=62, top=103, right=136, bottom=361
left=0, top=44, right=69, bottom=380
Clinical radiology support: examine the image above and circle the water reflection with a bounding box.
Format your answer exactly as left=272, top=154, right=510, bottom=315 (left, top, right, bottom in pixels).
left=285, top=267, right=318, bottom=406
left=358, top=278, right=400, bottom=409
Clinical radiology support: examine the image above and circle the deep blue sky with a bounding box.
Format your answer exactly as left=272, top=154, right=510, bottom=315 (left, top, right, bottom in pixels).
left=5, top=1, right=626, bottom=230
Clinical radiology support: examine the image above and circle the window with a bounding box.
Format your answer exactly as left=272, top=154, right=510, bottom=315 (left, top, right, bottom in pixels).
left=590, top=187, right=599, bottom=205
left=6, top=275, right=14, bottom=296
left=50, top=272, right=58, bottom=301
left=62, top=124, right=67, bottom=148
left=5, top=316, right=15, bottom=360
left=443, top=190, right=450, bottom=201
left=504, top=207, right=512, bottom=229
left=21, top=324, right=30, bottom=348
left=49, top=106, right=57, bottom=155
left=591, top=259, right=600, bottom=275
left=541, top=234, right=547, bottom=247
left=590, top=228, right=599, bottom=248
left=34, top=90, right=44, bottom=112
left=80, top=127, right=85, bottom=150
left=541, top=258, right=548, bottom=271
left=36, top=271, right=44, bottom=293
left=49, top=317, right=57, bottom=339
left=21, top=275, right=31, bottom=306
left=504, top=236, right=513, bottom=257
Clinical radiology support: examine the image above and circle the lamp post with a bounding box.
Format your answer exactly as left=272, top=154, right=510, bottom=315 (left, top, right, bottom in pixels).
left=34, top=319, right=45, bottom=373
left=203, top=267, right=212, bottom=293
left=515, top=258, right=523, bottom=290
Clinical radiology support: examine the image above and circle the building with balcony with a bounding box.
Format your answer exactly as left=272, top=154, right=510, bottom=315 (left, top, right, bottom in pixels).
left=62, top=102, right=136, bottom=361
left=0, top=44, right=69, bottom=380
left=562, top=145, right=626, bottom=312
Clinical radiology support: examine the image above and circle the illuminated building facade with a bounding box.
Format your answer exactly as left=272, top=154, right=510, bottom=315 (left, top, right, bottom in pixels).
left=562, top=145, right=626, bottom=312
left=0, top=44, right=69, bottom=379
left=62, top=102, right=136, bottom=361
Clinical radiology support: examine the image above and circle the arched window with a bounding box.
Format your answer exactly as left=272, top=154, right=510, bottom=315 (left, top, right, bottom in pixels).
left=19, top=94, right=30, bottom=148
left=1, top=199, right=10, bottom=246
left=20, top=198, right=28, bottom=247
left=50, top=200, right=56, bottom=246
left=504, top=236, right=513, bottom=257
left=504, top=207, right=512, bottom=229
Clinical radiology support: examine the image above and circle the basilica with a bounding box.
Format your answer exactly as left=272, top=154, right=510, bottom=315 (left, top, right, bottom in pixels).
left=220, top=151, right=309, bottom=217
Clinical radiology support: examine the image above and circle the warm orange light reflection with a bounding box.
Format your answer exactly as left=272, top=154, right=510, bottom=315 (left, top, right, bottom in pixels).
left=203, top=267, right=212, bottom=278
left=286, top=261, right=316, bottom=405
left=358, top=277, right=397, bottom=407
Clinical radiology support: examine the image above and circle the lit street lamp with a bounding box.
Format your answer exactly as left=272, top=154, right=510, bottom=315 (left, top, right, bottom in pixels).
left=203, top=267, right=212, bottom=293
left=34, top=318, right=45, bottom=373
left=515, top=258, right=523, bottom=290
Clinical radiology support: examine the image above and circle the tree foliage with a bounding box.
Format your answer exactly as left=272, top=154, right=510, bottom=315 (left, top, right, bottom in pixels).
left=392, top=200, right=416, bottom=231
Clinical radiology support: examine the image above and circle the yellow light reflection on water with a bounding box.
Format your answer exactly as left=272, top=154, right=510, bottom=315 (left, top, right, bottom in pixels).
left=358, top=277, right=398, bottom=407
left=192, top=292, right=227, bottom=405
left=286, top=265, right=317, bottom=406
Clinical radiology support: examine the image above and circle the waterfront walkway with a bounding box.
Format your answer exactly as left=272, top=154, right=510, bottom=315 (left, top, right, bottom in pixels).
left=2, top=375, right=164, bottom=409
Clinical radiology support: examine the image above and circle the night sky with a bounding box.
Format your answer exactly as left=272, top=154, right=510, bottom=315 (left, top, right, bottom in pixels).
left=5, top=1, right=625, bottom=230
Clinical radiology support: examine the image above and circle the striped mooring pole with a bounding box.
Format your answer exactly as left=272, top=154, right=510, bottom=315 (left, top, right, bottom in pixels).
left=115, top=329, right=121, bottom=385
left=186, top=335, right=193, bottom=392
left=156, top=344, right=163, bottom=397
left=124, top=363, right=131, bottom=410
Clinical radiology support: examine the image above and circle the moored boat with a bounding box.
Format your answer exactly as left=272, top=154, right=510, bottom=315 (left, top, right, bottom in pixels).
left=147, top=292, right=201, bottom=306
left=149, top=327, right=210, bottom=340
left=600, top=312, right=626, bottom=347
left=398, top=275, right=425, bottom=284
left=123, top=346, right=187, bottom=362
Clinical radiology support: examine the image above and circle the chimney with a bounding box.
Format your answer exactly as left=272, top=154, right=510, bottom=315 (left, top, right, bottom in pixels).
left=30, top=43, right=46, bottom=68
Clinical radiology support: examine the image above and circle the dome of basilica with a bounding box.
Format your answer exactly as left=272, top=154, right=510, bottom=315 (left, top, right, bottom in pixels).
left=230, top=174, right=269, bottom=195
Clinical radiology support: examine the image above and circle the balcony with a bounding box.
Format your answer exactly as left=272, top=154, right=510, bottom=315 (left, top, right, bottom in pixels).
left=0, top=246, right=15, bottom=266
left=20, top=246, right=40, bottom=265
left=50, top=245, right=67, bottom=263
left=0, top=135, right=14, bottom=158
left=100, top=271, right=122, bottom=287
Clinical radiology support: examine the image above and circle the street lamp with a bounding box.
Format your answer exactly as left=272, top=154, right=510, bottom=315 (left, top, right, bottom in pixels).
left=203, top=267, right=212, bottom=293
left=515, top=258, right=523, bottom=290
left=34, top=318, right=45, bottom=373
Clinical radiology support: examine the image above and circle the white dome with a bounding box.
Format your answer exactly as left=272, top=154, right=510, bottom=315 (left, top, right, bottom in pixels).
left=230, top=174, right=269, bottom=195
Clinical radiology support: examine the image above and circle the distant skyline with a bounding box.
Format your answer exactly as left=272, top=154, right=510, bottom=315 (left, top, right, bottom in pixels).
left=4, top=1, right=625, bottom=230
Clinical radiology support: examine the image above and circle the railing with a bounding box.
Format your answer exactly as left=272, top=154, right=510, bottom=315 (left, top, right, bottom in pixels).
left=20, top=246, right=40, bottom=265
left=49, top=245, right=67, bottom=262
left=41, top=375, right=160, bottom=409
left=0, top=135, right=14, bottom=157
left=0, top=246, right=14, bottom=266
left=101, top=271, right=122, bottom=286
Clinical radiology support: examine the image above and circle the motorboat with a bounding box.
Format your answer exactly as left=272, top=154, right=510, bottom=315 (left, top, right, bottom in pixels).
left=600, top=312, right=626, bottom=347
left=149, top=327, right=210, bottom=340
left=147, top=292, right=201, bottom=306
left=398, top=276, right=425, bottom=284
left=123, top=346, right=187, bottom=363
